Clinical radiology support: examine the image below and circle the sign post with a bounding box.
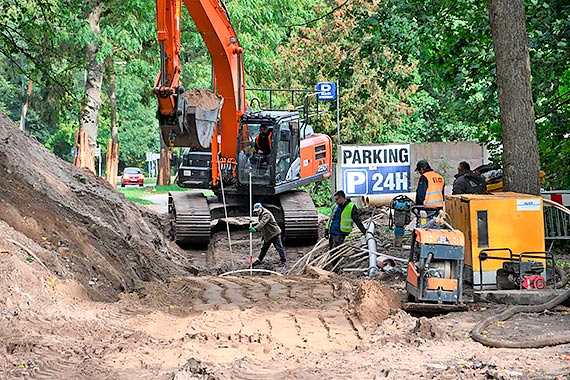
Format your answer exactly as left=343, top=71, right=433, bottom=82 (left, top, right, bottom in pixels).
left=317, top=81, right=341, bottom=145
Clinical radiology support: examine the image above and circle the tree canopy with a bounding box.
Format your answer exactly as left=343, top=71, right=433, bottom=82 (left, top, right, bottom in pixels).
left=0, top=0, right=568, bottom=188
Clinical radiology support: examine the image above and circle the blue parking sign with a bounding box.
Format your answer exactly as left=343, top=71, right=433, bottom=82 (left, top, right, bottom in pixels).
left=317, top=82, right=336, bottom=101
left=340, top=144, right=411, bottom=196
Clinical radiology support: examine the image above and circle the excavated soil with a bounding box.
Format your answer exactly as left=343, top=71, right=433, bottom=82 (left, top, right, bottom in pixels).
left=185, top=88, right=223, bottom=109
left=1, top=112, right=570, bottom=379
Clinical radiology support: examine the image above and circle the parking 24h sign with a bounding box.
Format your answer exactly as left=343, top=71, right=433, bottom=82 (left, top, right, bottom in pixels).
left=316, top=82, right=336, bottom=101
left=340, top=144, right=411, bottom=196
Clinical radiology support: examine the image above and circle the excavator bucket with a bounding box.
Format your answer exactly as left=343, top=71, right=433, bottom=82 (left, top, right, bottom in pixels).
left=160, top=88, right=223, bottom=148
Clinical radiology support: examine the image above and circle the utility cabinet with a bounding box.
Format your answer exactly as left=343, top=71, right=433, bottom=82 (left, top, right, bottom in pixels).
left=445, top=192, right=545, bottom=288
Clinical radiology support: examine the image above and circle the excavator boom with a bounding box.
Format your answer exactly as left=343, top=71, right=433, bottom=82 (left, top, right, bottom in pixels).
left=154, top=0, right=245, bottom=167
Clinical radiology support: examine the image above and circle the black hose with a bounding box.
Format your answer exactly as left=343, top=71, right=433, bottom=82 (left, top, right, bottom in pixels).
left=470, top=289, right=570, bottom=348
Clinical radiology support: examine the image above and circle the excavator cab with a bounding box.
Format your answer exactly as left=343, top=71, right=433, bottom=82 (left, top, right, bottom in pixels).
left=236, top=110, right=329, bottom=194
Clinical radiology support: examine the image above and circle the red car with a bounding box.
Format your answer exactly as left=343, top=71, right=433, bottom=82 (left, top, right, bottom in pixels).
left=121, top=167, right=145, bottom=187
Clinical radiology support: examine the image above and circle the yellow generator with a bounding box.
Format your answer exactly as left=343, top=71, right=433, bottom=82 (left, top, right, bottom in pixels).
left=445, top=192, right=547, bottom=289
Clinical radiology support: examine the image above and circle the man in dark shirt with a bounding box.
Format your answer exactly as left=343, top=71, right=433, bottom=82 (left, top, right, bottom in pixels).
left=252, top=125, right=273, bottom=168
left=255, top=126, right=272, bottom=156
left=452, top=161, right=487, bottom=195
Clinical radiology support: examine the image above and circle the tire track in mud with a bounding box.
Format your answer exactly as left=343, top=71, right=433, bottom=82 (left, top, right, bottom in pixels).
left=122, top=276, right=363, bottom=352
left=1, top=274, right=366, bottom=380
left=2, top=323, right=168, bottom=380
left=219, top=357, right=359, bottom=380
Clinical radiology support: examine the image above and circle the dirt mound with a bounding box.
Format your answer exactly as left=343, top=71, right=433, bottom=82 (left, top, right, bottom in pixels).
left=171, top=358, right=220, bottom=380
left=0, top=221, right=87, bottom=317
left=409, top=316, right=454, bottom=341
left=351, top=279, right=402, bottom=327
left=0, top=112, right=192, bottom=301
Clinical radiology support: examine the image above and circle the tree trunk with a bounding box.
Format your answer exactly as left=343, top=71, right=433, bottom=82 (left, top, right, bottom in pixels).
left=105, top=56, right=119, bottom=189
left=75, top=1, right=104, bottom=173
left=488, top=0, right=540, bottom=195
left=19, top=79, right=33, bottom=132
left=158, top=143, right=171, bottom=186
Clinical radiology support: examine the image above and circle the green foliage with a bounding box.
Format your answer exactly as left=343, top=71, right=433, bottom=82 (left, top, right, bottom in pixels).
left=225, top=0, right=322, bottom=87
left=301, top=179, right=331, bottom=208
left=45, top=120, right=77, bottom=160
left=275, top=0, right=437, bottom=144
left=0, top=0, right=569, bottom=198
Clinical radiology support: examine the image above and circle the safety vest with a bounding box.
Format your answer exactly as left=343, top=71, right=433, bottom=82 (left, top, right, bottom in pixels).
left=420, top=171, right=444, bottom=208
left=326, top=202, right=356, bottom=233
left=255, top=130, right=273, bottom=153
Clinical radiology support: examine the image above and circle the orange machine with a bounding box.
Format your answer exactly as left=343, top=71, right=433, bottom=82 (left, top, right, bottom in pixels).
left=405, top=215, right=466, bottom=311
left=153, top=0, right=333, bottom=245
left=445, top=192, right=546, bottom=289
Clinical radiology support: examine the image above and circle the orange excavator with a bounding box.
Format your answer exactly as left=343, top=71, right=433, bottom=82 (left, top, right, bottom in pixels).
left=153, top=0, right=333, bottom=246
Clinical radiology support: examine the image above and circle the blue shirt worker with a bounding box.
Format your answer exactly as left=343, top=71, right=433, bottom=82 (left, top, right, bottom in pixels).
left=250, top=203, right=287, bottom=267
left=325, top=190, right=367, bottom=250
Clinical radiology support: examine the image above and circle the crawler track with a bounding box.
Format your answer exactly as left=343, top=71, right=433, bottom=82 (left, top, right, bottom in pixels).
left=169, top=190, right=319, bottom=246
left=168, top=191, right=211, bottom=245
left=280, top=191, right=319, bottom=244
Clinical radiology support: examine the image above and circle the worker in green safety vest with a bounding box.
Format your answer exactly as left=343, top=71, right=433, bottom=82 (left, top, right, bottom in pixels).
left=325, top=190, right=367, bottom=251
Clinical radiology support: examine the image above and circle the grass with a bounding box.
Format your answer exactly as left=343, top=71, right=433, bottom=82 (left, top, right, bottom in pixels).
left=119, top=176, right=330, bottom=211
left=117, top=183, right=187, bottom=204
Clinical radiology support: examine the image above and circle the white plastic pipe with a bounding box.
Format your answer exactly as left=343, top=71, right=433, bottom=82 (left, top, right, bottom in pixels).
left=366, top=221, right=378, bottom=277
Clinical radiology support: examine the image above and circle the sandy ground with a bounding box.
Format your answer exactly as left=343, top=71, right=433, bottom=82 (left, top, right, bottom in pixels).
left=2, top=218, right=570, bottom=380
left=1, top=112, right=570, bottom=379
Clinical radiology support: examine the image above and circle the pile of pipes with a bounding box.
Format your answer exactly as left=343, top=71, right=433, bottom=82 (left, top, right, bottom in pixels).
left=287, top=213, right=408, bottom=277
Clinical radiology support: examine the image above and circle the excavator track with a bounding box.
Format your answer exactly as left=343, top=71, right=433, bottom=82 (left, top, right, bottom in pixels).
left=168, top=191, right=211, bottom=245
left=280, top=191, right=319, bottom=244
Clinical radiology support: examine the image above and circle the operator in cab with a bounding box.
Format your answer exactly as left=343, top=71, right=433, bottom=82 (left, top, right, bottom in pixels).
left=255, top=125, right=272, bottom=154
left=253, top=125, right=273, bottom=167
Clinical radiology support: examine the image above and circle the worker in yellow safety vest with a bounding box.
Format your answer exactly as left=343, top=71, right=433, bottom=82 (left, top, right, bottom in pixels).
left=325, top=190, right=367, bottom=250
left=415, top=159, right=445, bottom=209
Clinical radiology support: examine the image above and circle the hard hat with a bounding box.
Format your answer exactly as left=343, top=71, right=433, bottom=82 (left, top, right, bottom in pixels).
left=415, top=160, right=431, bottom=172
left=253, top=203, right=262, bottom=212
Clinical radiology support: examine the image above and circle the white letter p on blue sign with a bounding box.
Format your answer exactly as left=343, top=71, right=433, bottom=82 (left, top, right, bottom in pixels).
left=344, top=170, right=367, bottom=195
left=317, top=82, right=336, bottom=101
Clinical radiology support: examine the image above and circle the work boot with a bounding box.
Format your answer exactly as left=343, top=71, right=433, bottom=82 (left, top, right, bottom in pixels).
left=252, top=259, right=262, bottom=267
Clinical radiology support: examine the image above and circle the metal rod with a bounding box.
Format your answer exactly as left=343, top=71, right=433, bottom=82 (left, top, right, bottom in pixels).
left=220, top=269, right=283, bottom=277
left=336, top=80, right=340, bottom=145
left=249, top=170, right=253, bottom=275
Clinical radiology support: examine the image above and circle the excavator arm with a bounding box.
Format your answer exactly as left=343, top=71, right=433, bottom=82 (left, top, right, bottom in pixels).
left=154, top=0, right=181, bottom=118
left=153, top=0, right=246, bottom=184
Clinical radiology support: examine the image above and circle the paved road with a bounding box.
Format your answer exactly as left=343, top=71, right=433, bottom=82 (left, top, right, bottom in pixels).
left=141, top=193, right=168, bottom=214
